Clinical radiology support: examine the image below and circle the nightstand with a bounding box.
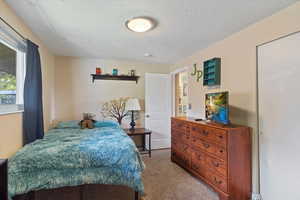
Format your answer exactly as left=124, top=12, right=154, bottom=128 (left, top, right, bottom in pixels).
left=124, top=128, right=152, bottom=157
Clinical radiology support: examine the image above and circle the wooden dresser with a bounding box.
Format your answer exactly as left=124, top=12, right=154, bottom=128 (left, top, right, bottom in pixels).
left=171, top=117, right=251, bottom=200
left=0, top=159, right=8, bottom=200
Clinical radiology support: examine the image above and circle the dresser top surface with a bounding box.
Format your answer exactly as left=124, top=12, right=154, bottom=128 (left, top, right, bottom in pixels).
left=172, top=117, right=250, bottom=130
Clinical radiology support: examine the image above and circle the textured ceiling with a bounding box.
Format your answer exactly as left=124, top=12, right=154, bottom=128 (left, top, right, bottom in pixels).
left=6, top=0, right=298, bottom=64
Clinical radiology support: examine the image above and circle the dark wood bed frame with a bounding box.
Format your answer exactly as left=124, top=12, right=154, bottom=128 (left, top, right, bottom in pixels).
left=1, top=159, right=140, bottom=200
left=13, top=185, right=140, bottom=200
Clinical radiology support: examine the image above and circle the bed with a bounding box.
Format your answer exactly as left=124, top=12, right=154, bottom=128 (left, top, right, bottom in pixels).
left=8, top=121, right=144, bottom=200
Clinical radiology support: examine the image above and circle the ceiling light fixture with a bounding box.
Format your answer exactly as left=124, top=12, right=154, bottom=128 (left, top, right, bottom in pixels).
left=144, top=53, right=152, bottom=57
left=125, top=17, right=156, bottom=33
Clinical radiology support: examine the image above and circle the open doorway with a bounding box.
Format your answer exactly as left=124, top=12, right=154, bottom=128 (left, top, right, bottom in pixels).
left=174, top=71, right=188, bottom=117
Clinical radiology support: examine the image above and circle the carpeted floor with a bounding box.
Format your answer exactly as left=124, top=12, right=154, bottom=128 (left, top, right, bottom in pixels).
left=141, top=149, right=219, bottom=200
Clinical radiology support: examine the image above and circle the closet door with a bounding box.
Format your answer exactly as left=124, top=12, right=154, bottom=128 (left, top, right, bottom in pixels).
left=258, top=32, right=300, bottom=200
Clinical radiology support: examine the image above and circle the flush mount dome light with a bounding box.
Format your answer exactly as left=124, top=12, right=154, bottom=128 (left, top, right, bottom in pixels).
left=125, top=17, right=156, bottom=33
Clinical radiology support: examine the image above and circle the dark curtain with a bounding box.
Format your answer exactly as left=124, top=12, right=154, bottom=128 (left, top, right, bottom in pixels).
left=23, top=39, right=44, bottom=144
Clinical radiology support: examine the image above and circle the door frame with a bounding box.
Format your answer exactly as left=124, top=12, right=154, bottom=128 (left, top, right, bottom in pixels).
left=256, top=30, right=300, bottom=199
left=170, top=67, right=189, bottom=117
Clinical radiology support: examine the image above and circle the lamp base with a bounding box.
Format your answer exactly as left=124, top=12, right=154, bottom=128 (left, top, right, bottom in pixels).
left=130, top=121, right=136, bottom=130
left=130, top=111, right=136, bottom=130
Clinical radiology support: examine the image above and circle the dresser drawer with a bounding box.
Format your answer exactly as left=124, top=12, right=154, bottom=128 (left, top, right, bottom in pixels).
left=191, top=161, right=206, bottom=178
left=172, top=120, right=188, bottom=132
left=171, top=137, right=180, bottom=151
left=214, top=145, right=227, bottom=160
left=192, top=138, right=227, bottom=161
left=191, top=125, right=227, bottom=147
left=206, top=127, right=227, bottom=147
left=191, top=148, right=206, bottom=165
left=206, top=170, right=228, bottom=193
left=171, top=149, right=190, bottom=168
left=172, top=129, right=190, bottom=143
left=191, top=148, right=206, bottom=177
left=206, top=155, right=227, bottom=177
left=192, top=138, right=215, bottom=154
left=191, top=124, right=207, bottom=138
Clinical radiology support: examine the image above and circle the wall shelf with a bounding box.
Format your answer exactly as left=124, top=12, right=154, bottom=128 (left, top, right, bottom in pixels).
left=203, top=58, right=221, bottom=86
left=91, top=74, right=140, bottom=84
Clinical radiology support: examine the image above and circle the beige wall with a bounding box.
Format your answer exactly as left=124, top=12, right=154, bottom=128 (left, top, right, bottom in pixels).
left=0, top=113, right=22, bottom=158
left=0, top=0, right=55, bottom=158
left=170, top=2, right=300, bottom=194
left=54, top=57, right=170, bottom=127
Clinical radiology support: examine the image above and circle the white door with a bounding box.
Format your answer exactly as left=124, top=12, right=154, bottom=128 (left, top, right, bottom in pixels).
left=258, top=32, right=300, bottom=200
left=145, top=73, right=171, bottom=149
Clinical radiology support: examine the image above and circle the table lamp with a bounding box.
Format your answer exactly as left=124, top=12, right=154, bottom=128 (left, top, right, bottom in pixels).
left=125, top=98, right=141, bottom=130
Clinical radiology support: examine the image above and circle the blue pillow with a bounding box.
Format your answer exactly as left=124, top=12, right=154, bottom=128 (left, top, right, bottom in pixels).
left=56, top=120, right=80, bottom=129
left=94, top=120, right=120, bottom=128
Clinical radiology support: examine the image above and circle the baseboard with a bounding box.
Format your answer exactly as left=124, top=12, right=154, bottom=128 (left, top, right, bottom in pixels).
left=252, top=193, right=262, bottom=200
left=151, top=138, right=170, bottom=149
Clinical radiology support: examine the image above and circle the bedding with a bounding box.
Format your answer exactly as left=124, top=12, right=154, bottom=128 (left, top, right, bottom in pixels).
left=55, top=120, right=81, bottom=129
left=8, top=123, right=145, bottom=199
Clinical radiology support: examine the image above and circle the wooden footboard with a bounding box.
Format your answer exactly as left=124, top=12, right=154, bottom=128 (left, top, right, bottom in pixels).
left=0, top=159, right=8, bottom=200
left=13, top=184, right=139, bottom=200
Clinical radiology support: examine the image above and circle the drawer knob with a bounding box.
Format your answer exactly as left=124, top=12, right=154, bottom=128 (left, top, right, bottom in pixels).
left=213, top=162, right=220, bottom=167
left=192, top=164, right=199, bottom=170
left=203, top=130, right=209, bottom=136
left=219, top=150, right=224, bottom=153
left=218, top=135, right=223, bottom=139
left=204, top=143, right=210, bottom=148
left=214, top=177, right=222, bottom=185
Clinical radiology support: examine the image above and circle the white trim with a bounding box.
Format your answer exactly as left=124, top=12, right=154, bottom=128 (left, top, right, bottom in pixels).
left=252, top=193, right=262, bottom=200
left=16, top=51, right=26, bottom=104
left=151, top=138, right=171, bottom=149
left=170, top=66, right=189, bottom=75
left=0, top=110, right=23, bottom=116
left=0, top=104, right=23, bottom=115
left=0, top=35, right=26, bottom=106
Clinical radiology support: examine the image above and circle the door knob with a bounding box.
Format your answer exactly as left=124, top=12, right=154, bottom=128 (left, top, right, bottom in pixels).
left=145, top=115, right=150, bottom=118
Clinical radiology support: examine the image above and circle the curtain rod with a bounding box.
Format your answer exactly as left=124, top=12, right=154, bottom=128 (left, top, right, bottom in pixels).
left=0, top=16, right=26, bottom=41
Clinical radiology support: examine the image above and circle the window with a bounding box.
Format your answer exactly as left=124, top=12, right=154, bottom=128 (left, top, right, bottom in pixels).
left=0, top=20, right=26, bottom=114
left=0, top=42, right=17, bottom=104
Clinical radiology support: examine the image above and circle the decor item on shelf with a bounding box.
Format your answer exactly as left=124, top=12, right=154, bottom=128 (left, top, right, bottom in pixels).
left=101, top=97, right=130, bottom=125
left=125, top=98, right=141, bottom=130
left=112, top=68, right=118, bottom=76
left=130, top=70, right=136, bottom=76
left=96, top=67, right=102, bottom=75
left=191, top=63, right=203, bottom=82
left=79, top=113, right=96, bottom=129
left=203, top=57, right=221, bottom=86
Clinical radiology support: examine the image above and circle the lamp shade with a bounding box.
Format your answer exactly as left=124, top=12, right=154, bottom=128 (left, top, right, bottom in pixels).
left=126, top=98, right=141, bottom=111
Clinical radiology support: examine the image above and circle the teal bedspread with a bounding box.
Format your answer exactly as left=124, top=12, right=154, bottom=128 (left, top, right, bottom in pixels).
left=8, top=125, right=145, bottom=198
